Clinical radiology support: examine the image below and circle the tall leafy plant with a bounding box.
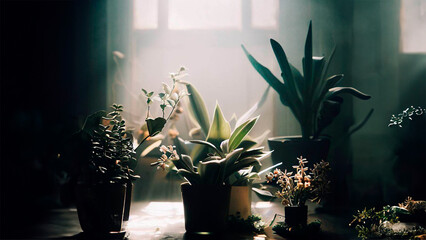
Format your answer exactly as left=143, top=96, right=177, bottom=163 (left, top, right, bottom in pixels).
left=242, top=22, right=371, bottom=139
left=153, top=116, right=271, bottom=186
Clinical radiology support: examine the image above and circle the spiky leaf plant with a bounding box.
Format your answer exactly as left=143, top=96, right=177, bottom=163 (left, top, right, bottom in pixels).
left=242, top=21, right=371, bottom=139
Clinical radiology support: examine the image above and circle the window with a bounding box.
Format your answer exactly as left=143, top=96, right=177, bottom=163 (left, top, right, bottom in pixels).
left=400, top=0, right=426, bottom=53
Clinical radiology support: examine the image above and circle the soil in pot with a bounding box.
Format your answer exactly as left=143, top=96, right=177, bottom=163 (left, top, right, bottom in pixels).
left=75, top=182, right=126, bottom=234
left=268, top=136, right=330, bottom=170
left=284, top=205, right=308, bottom=226
left=228, top=186, right=251, bottom=219
left=181, top=183, right=231, bottom=234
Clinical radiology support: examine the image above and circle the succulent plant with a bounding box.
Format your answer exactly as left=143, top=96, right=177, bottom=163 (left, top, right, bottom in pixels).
left=153, top=114, right=271, bottom=186
left=242, top=21, right=371, bottom=139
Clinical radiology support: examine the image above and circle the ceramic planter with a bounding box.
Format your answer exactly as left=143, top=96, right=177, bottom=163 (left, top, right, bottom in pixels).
left=284, top=205, right=308, bottom=226
left=268, top=136, right=330, bottom=169
left=228, top=185, right=251, bottom=219
left=75, top=182, right=126, bottom=234
left=181, top=183, right=231, bottom=233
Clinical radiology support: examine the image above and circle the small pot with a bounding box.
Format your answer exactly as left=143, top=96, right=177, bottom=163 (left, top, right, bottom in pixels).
left=181, top=183, right=231, bottom=233
left=268, top=136, right=330, bottom=169
left=228, top=186, right=251, bottom=219
left=284, top=205, right=308, bottom=226
left=75, top=182, right=126, bottom=233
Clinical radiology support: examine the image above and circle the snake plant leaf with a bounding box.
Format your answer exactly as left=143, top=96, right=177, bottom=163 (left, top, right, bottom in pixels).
left=312, top=56, right=325, bottom=94
left=303, top=21, right=313, bottom=96
left=237, top=139, right=257, bottom=151
left=82, top=110, right=107, bottom=136
left=198, top=160, right=222, bottom=185
left=241, top=44, right=284, bottom=94
left=177, top=169, right=201, bottom=185
left=316, top=98, right=342, bottom=137
left=188, top=140, right=224, bottom=158
left=228, top=116, right=259, bottom=152
left=172, top=155, right=192, bottom=172
left=236, top=86, right=270, bottom=127
left=146, top=117, right=167, bottom=137
left=224, top=157, right=261, bottom=181
left=229, top=114, right=238, bottom=131
left=181, top=154, right=195, bottom=173
left=185, top=83, right=210, bottom=136
left=220, top=139, right=229, bottom=153
left=325, top=74, right=344, bottom=90
left=224, top=148, right=245, bottom=168
left=327, top=87, right=371, bottom=100
left=270, top=39, right=302, bottom=104
left=206, top=103, right=231, bottom=149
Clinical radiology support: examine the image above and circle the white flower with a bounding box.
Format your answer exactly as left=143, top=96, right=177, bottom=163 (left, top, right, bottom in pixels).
left=159, top=145, right=168, bottom=154
left=170, top=92, right=179, bottom=102
left=162, top=83, right=171, bottom=94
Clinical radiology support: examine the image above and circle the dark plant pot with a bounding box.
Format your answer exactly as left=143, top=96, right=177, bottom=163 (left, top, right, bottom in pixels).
left=268, top=136, right=330, bottom=169
left=75, top=182, right=126, bottom=234
left=181, top=183, right=231, bottom=234
left=285, top=205, right=308, bottom=226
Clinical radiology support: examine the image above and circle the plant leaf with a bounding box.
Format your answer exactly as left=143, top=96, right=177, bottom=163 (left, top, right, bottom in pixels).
left=270, top=39, right=302, bottom=105
left=205, top=103, right=231, bottom=149
left=185, top=83, right=210, bottom=136
left=145, top=117, right=167, bottom=137
left=198, top=160, right=222, bottom=185
left=327, top=87, right=371, bottom=100
left=241, top=44, right=284, bottom=94
left=228, top=116, right=259, bottom=152
left=235, top=86, right=270, bottom=127
left=82, top=110, right=107, bottom=136
left=177, top=169, right=201, bottom=185
left=303, top=21, right=313, bottom=96
left=188, top=140, right=224, bottom=158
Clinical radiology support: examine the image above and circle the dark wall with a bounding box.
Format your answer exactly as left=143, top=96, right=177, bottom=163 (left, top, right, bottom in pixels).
left=1, top=0, right=107, bottom=237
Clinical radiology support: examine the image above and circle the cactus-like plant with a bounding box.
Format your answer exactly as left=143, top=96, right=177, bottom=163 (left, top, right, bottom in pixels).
left=242, top=22, right=371, bottom=139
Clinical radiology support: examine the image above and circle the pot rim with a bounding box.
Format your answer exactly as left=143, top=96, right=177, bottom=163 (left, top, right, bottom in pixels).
left=268, top=136, right=330, bottom=143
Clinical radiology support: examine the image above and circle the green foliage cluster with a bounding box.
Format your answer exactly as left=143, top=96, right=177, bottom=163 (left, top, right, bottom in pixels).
left=242, top=21, right=370, bottom=139
left=85, top=104, right=140, bottom=184
left=227, top=214, right=266, bottom=234
left=272, top=220, right=321, bottom=238
left=170, top=114, right=271, bottom=186
left=350, top=206, right=400, bottom=240
left=182, top=82, right=270, bottom=164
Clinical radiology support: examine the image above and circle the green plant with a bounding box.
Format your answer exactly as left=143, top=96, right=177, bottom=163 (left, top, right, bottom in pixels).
left=83, top=104, right=139, bottom=183
left=242, top=21, right=371, bottom=139
left=180, top=82, right=271, bottom=164
left=265, top=156, right=330, bottom=206
left=272, top=220, right=321, bottom=238
left=389, top=106, right=425, bottom=128
left=227, top=214, right=266, bottom=234
left=152, top=113, right=271, bottom=186
left=350, top=206, right=401, bottom=240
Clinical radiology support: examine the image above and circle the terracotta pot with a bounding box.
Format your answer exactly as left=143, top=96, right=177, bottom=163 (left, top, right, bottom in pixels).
left=75, top=183, right=126, bottom=234
left=228, top=186, right=251, bottom=219
left=284, top=205, right=308, bottom=226
left=181, top=183, right=231, bottom=233
left=268, top=136, right=330, bottom=169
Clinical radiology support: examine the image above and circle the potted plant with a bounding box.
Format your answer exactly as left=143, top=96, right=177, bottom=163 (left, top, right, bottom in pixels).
left=61, top=69, right=186, bottom=235
left=266, top=156, right=330, bottom=227
left=157, top=77, right=271, bottom=219
left=152, top=108, right=270, bottom=234
left=242, top=21, right=371, bottom=167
